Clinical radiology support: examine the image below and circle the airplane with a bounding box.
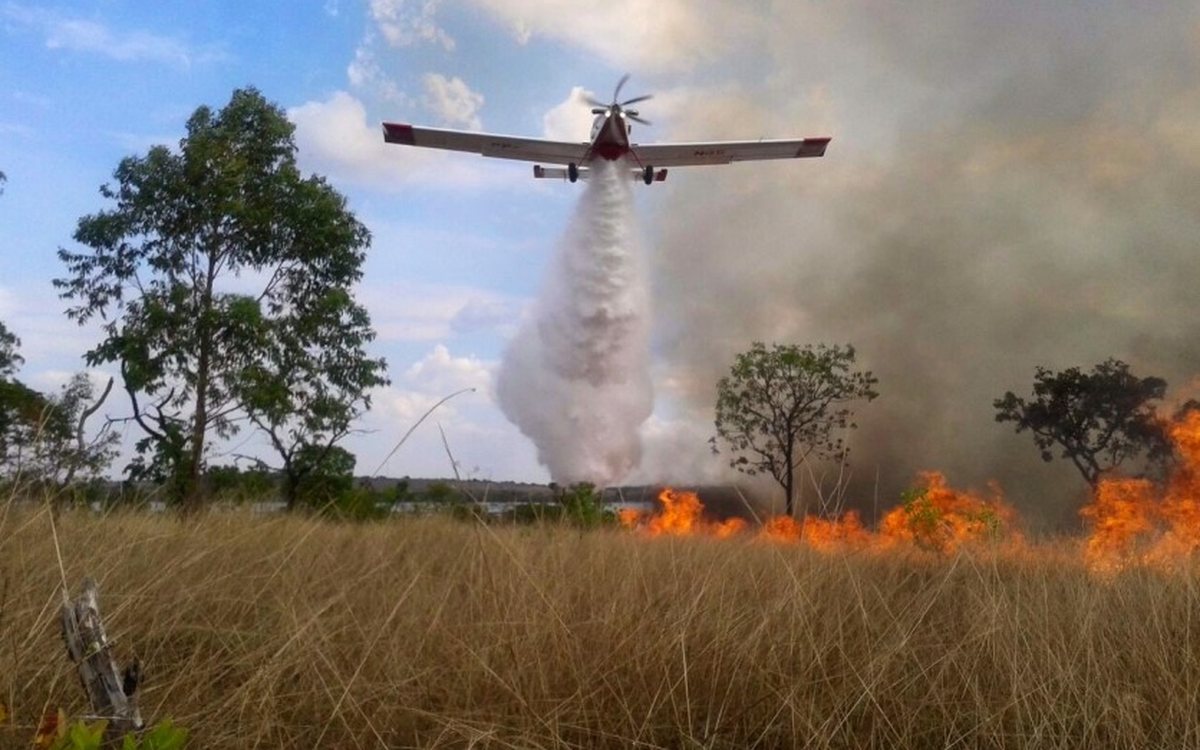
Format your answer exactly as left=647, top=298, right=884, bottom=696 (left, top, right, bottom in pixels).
left=381, top=75, right=830, bottom=185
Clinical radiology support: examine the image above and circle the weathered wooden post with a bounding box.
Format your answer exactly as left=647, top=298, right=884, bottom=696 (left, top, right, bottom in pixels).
left=60, top=577, right=143, bottom=742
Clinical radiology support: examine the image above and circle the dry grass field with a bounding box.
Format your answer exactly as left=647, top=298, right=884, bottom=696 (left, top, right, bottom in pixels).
left=2, top=500, right=1199, bottom=749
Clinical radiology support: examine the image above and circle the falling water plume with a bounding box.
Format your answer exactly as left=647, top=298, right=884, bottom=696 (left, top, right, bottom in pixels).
left=496, top=160, right=653, bottom=486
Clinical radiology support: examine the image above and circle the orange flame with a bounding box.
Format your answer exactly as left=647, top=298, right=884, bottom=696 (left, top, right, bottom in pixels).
left=617, top=507, right=642, bottom=529
left=627, top=474, right=1016, bottom=554
left=1082, top=410, right=1200, bottom=572
left=760, top=512, right=870, bottom=550
left=878, top=471, right=1020, bottom=554
left=645, top=487, right=705, bottom=536
left=1080, top=477, right=1158, bottom=572
left=625, top=413, right=1200, bottom=574
left=621, top=488, right=749, bottom=538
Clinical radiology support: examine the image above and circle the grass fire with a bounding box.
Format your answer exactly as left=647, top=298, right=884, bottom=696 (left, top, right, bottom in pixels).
left=624, top=410, right=1200, bottom=577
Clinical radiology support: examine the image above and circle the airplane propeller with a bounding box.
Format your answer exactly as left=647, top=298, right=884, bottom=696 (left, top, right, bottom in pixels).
left=612, top=73, right=630, bottom=103
left=585, top=74, right=653, bottom=126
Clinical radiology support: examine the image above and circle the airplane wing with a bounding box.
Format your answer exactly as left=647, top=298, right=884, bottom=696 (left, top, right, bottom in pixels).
left=382, top=123, right=590, bottom=165
left=630, top=137, right=830, bottom=167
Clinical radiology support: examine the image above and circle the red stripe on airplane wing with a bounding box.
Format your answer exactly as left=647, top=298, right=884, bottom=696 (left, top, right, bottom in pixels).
left=382, top=122, right=416, bottom=145
left=797, top=137, right=832, bottom=157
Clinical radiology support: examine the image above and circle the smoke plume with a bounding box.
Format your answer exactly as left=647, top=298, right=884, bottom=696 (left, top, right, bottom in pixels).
left=645, top=2, right=1200, bottom=527
left=497, top=160, right=653, bottom=485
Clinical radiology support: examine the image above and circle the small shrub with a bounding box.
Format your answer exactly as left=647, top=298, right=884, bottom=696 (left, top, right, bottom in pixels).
left=558, top=483, right=615, bottom=528
left=38, top=716, right=188, bottom=750
left=322, top=486, right=388, bottom=522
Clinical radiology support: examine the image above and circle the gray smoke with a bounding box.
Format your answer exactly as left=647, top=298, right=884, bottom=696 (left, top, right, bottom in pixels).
left=648, top=2, right=1200, bottom=528
left=497, top=160, right=653, bottom=486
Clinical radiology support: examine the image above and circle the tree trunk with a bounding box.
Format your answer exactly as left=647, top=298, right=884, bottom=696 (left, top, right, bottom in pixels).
left=283, top=463, right=299, bottom=511
left=784, top=456, right=795, bottom=518
left=185, top=370, right=209, bottom=513
left=184, top=267, right=217, bottom=513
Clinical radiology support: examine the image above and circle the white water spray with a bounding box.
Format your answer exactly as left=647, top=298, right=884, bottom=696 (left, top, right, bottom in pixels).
left=496, top=160, right=653, bottom=486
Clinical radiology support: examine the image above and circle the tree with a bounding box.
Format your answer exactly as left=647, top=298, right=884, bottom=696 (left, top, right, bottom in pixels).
left=237, top=284, right=386, bottom=510
left=711, top=342, right=879, bottom=518
left=0, top=375, right=48, bottom=478
left=291, top=444, right=356, bottom=507
left=48, top=372, right=119, bottom=486
left=56, top=88, right=382, bottom=510
left=993, top=358, right=1170, bottom=488
left=0, top=323, right=116, bottom=486
left=0, top=320, right=21, bottom=379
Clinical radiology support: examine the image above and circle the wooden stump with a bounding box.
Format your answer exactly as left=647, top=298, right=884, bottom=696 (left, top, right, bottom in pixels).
left=60, top=577, right=143, bottom=741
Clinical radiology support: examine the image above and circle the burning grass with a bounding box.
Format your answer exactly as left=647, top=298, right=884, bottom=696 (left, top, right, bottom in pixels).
left=3, top=503, right=1200, bottom=748
left=621, top=471, right=1019, bottom=555
left=1082, top=410, right=1200, bottom=572
left=623, top=411, right=1200, bottom=577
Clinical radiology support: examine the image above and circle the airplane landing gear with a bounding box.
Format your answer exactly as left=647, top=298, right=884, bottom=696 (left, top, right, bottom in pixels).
left=568, top=163, right=579, bottom=183
left=643, top=165, right=654, bottom=185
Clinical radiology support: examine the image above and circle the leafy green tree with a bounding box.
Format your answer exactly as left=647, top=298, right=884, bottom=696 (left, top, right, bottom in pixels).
left=291, top=444, right=356, bottom=508
left=238, top=284, right=386, bottom=510
left=0, top=320, right=21, bottom=379
left=711, top=342, right=878, bottom=518
left=994, top=358, right=1170, bottom=487
left=558, top=482, right=612, bottom=527
left=49, top=373, right=118, bottom=486
left=0, top=377, right=47, bottom=476
left=204, top=462, right=275, bottom=502
left=57, top=88, right=381, bottom=510
left=0, top=325, right=116, bottom=486
left=422, top=480, right=461, bottom=503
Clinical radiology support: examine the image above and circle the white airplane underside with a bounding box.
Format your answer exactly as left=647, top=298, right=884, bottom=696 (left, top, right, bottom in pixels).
left=533, top=164, right=668, bottom=182
left=381, top=76, right=830, bottom=185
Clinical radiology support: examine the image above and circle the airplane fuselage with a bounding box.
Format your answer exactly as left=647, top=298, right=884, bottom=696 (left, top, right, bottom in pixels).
left=587, top=111, right=632, bottom=162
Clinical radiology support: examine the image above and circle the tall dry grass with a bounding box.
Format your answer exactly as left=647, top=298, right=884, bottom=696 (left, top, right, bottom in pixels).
left=1, top=500, right=1198, bottom=748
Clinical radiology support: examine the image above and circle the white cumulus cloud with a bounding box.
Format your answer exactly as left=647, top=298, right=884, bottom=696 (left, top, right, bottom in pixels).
left=541, top=86, right=596, bottom=142
left=369, top=0, right=455, bottom=50
left=3, top=4, right=225, bottom=67
left=357, top=0, right=759, bottom=74
left=404, top=344, right=493, bottom=394
left=288, top=91, right=496, bottom=189
left=466, top=0, right=757, bottom=73
left=357, top=281, right=524, bottom=343
left=360, top=345, right=525, bottom=479
left=347, top=45, right=408, bottom=104
left=422, top=73, right=484, bottom=130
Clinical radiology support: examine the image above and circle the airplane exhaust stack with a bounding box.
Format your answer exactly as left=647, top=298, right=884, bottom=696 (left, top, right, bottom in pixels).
left=496, top=160, right=653, bottom=486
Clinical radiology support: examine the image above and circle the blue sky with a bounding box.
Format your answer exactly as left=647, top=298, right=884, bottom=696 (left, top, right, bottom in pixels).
left=0, top=0, right=745, bottom=483
left=4, top=2, right=1200, bottom=510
